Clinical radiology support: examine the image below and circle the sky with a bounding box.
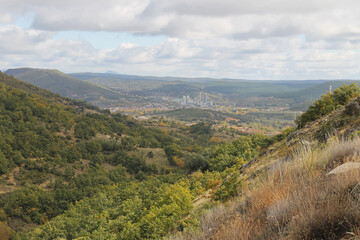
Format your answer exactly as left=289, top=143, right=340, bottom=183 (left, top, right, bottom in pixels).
left=1, top=0, right=360, bottom=80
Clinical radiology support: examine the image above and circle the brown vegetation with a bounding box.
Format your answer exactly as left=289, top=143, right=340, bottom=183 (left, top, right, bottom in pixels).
left=0, top=221, right=13, bottom=240
left=177, top=138, right=360, bottom=240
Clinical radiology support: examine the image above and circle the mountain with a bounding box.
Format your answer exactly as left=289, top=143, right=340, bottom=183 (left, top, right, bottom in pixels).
left=5, top=68, right=121, bottom=105
left=105, top=70, right=118, bottom=74
left=279, top=80, right=360, bottom=104
left=70, top=72, right=234, bottom=83
left=200, top=79, right=322, bottom=96
left=70, top=72, right=331, bottom=107
left=70, top=72, right=204, bottom=94
left=74, top=72, right=355, bottom=107
left=71, top=72, right=325, bottom=96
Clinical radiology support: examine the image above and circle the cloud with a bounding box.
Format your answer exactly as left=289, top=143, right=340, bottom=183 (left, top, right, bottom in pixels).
left=0, top=0, right=358, bottom=40
left=1, top=23, right=360, bottom=80
left=1, top=1, right=360, bottom=79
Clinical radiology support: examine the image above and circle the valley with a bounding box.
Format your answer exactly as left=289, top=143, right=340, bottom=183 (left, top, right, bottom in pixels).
left=2, top=1, right=360, bottom=239
left=1, top=69, right=360, bottom=239
left=7, top=67, right=359, bottom=137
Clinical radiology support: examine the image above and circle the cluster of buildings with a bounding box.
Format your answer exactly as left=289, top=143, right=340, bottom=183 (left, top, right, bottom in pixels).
left=180, top=92, right=213, bottom=107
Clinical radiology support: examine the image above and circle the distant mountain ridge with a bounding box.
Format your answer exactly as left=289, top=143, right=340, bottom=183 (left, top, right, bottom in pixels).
left=279, top=80, right=360, bottom=103
left=70, top=72, right=330, bottom=102
left=5, top=68, right=121, bottom=104
left=5, top=68, right=360, bottom=109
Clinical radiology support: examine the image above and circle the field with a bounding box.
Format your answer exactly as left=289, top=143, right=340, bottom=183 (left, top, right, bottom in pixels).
left=128, top=148, right=172, bottom=170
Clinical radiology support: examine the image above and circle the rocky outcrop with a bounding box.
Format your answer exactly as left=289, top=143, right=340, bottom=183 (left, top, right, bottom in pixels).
left=327, top=162, right=360, bottom=175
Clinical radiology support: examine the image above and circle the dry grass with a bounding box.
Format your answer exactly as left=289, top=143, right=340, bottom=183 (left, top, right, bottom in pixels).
left=178, top=137, right=360, bottom=240
left=129, top=147, right=172, bottom=170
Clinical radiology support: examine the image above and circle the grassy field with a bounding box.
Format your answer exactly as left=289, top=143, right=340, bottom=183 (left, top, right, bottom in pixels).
left=129, top=148, right=172, bottom=170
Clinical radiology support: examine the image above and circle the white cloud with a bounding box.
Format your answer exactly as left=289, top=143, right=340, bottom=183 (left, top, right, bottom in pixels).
left=0, top=1, right=360, bottom=79
left=0, top=0, right=359, bottom=40
left=2, top=23, right=360, bottom=79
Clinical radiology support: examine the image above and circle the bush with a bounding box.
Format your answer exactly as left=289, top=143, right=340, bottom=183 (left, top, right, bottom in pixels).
left=185, top=151, right=211, bottom=173
left=0, top=222, right=12, bottom=240
left=147, top=151, right=154, bottom=158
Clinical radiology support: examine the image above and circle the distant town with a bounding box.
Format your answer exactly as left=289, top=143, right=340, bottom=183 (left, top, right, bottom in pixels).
left=180, top=92, right=213, bottom=107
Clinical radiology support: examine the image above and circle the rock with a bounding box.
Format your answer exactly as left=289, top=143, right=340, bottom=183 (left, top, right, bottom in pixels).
left=327, top=162, right=360, bottom=175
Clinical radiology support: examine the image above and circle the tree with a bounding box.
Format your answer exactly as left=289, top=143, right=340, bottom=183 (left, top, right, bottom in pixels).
left=189, top=122, right=212, bottom=136
left=296, top=83, right=360, bottom=128
left=147, top=151, right=154, bottom=158
left=164, top=144, right=182, bottom=166
left=184, top=151, right=210, bottom=172
left=333, top=83, right=360, bottom=106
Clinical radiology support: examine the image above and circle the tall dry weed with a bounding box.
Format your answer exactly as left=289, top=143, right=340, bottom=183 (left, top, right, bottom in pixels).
left=179, top=137, right=360, bottom=240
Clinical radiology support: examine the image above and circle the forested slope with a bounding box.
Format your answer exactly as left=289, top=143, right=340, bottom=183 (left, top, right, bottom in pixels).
left=5, top=68, right=121, bottom=102
left=6, top=72, right=357, bottom=239
left=0, top=71, right=180, bottom=237
left=0, top=72, right=275, bottom=239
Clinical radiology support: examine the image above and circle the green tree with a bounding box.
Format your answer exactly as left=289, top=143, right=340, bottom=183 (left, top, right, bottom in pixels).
left=296, top=83, right=360, bottom=128
left=333, top=83, right=360, bottom=106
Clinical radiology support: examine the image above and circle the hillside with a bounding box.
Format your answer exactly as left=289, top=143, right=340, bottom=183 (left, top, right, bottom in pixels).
left=2, top=72, right=360, bottom=239
left=72, top=72, right=324, bottom=100
left=201, top=80, right=313, bottom=97
left=5, top=68, right=122, bottom=105
left=279, top=80, right=360, bottom=104
left=0, top=71, right=62, bottom=100
left=71, top=72, right=203, bottom=97
left=244, top=95, right=360, bottom=179
left=176, top=94, right=360, bottom=239
left=0, top=72, right=272, bottom=239
left=70, top=72, right=183, bottom=91
left=0, top=72, right=188, bottom=237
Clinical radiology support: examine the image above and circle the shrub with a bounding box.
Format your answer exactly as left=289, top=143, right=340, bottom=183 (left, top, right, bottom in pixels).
left=0, top=222, right=12, bottom=240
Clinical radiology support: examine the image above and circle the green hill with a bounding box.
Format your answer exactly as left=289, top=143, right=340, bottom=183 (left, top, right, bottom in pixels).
left=0, top=71, right=190, bottom=237
left=279, top=80, right=360, bottom=104
left=0, top=70, right=62, bottom=100
left=70, top=72, right=340, bottom=107
left=201, top=80, right=311, bottom=96
left=5, top=68, right=121, bottom=104
left=71, top=72, right=324, bottom=97
left=71, top=72, right=203, bottom=97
